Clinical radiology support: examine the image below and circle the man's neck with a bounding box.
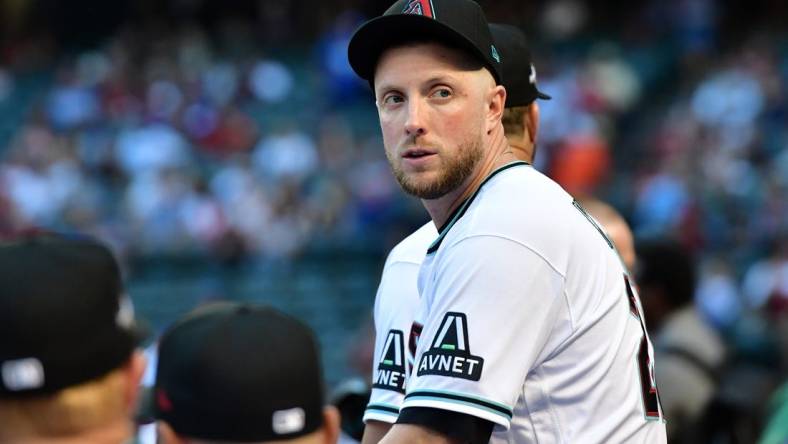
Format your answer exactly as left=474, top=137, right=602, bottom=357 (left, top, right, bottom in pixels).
left=422, top=129, right=516, bottom=229
left=507, top=138, right=534, bottom=165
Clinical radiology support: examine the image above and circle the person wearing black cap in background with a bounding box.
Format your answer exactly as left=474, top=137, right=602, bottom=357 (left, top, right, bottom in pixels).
left=150, top=302, right=341, bottom=444
left=0, top=234, right=147, bottom=444
left=360, top=21, right=551, bottom=444
left=347, top=0, right=667, bottom=443
left=491, top=23, right=551, bottom=166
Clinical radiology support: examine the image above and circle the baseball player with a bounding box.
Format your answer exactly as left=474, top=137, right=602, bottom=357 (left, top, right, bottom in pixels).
left=361, top=22, right=552, bottom=443
left=577, top=197, right=637, bottom=272
left=347, top=0, right=667, bottom=443
left=148, top=303, right=341, bottom=444
left=0, top=234, right=147, bottom=444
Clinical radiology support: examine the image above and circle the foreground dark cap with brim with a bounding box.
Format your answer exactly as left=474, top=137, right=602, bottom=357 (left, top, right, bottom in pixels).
left=151, top=303, right=325, bottom=442
left=0, top=233, right=142, bottom=397
left=348, top=0, right=502, bottom=85
left=490, top=23, right=551, bottom=107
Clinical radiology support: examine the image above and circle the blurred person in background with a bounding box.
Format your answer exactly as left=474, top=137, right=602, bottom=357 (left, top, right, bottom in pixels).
left=635, top=239, right=726, bottom=442
left=744, top=235, right=788, bottom=444
left=0, top=233, right=147, bottom=444
left=361, top=22, right=552, bottom=444
left=579, top=198, right=636, bottom=272
left=147, top=302, right=340, bottom=444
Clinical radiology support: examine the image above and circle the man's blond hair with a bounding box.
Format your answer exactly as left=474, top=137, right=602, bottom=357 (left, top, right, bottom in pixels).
left=0, top=366, right=128, bottom=441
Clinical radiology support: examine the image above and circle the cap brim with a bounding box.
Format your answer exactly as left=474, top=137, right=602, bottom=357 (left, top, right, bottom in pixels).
left=348, top=14, right=500, bottom=85
left=536, top=91, right=551, bottom=100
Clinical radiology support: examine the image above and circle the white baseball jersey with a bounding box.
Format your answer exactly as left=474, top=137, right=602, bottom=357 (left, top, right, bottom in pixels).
left=401, top=161, right=666, bottom=443
left=365, top=221, right=437, bottom=424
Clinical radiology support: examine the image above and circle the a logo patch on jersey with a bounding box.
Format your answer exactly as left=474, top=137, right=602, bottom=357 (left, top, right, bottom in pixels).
left=373, top=330, right=407, bottom=393
left=417, top=312, right=484, bottom=381
left=402, top=0, right=434, bottom=18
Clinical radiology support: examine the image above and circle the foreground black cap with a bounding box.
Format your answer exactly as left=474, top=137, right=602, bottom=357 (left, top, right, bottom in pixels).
left=348, top=0, right=502, bottom=85
left=151, top=303, right=325, bottom=442
left=490, top=23, right=551, bottom=107
left=0, top=234, right=140, bottom=397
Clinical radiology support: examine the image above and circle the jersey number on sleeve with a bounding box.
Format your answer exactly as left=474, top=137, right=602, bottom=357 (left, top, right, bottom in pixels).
left=573, top=200, right=662, bottom=420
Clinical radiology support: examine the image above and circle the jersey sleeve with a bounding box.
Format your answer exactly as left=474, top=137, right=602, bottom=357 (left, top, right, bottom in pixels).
left=402, top=235, right=566, bottom=430
left=364, top=259, right=422, bottom=424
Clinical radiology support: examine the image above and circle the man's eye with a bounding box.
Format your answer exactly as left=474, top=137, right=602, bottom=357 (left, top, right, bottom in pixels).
left=432, top=88, right=451, bottom=98
left=383, top=94, right=404, bottom=104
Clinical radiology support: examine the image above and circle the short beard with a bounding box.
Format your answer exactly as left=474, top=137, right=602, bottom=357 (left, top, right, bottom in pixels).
left=388, top=135, right=484, bottom=200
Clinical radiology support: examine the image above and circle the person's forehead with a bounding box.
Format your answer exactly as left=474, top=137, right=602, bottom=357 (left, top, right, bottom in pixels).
left=374, top=42, right=489, bottom=88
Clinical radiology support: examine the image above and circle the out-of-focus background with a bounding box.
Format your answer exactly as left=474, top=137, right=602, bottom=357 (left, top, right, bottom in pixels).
left=1, top=0, right=786, bottom=442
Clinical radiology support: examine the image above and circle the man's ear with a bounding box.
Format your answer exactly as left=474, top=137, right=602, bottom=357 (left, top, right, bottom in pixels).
left=486, top=84, right=507, bottom=134
left=524, top=102, right=540, bottom=145
left=320, top=405, right=342, bottom=444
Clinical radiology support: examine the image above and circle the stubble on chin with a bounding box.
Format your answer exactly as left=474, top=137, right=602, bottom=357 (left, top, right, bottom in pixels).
left=387, top=136, right=483, bottom=200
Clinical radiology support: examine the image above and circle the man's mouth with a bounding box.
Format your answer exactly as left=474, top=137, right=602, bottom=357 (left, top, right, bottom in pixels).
left=402, top=148, right=437, bottom=159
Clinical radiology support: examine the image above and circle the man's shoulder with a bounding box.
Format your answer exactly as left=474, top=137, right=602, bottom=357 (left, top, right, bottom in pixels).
left=385, top=222, right=438, bottom=267
left=437, top=165, right=598, bottom=275
left=479, top=164, right=569, bottom=213
left=460, top=166, right=576, bottom=242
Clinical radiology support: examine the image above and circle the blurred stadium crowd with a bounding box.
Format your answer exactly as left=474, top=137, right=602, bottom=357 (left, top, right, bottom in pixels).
left=0, top=0, right=787, bottom=441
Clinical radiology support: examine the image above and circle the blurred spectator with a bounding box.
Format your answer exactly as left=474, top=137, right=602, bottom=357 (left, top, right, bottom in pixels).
left=636, top=239, right=726, bottom=441
left=742, top=239, right=788, bottom=314
left=248, top=59, right=294, bottom=104
left=695, top=258, right=743, bottom=331
left=579, top=198, right=635, bottom=271
left=252, top=125, right=319, bottom=183
left=115, top=123, right=190, bottom=177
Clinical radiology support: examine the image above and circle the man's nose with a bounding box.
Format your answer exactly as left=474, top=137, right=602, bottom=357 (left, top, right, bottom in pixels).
left=404, top=99, right=427, bottom=137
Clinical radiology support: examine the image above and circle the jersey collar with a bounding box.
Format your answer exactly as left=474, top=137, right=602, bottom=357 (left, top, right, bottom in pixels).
left=427, top=161, right=529, bottom=255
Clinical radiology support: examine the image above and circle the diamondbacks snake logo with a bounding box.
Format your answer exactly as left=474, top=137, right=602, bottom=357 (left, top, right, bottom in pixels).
left=402, top=0, right=435, bottom=18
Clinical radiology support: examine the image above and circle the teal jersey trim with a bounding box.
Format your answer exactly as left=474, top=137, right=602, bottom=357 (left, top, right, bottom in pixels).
left=405, top=389, right=513, bottom=420
left=366, top=403, right=400, bottom=416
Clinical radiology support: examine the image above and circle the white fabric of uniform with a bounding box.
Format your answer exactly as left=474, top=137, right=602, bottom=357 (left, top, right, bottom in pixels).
left=364, top=222, right=437, bottom=424
left=400, top=162, right=666, bottom=443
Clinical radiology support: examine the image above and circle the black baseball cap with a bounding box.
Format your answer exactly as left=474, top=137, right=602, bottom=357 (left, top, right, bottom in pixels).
left=490, top=23, right=551, bottom=107
left=0, top=233, right=142, bottom=397
left=348, top=0, right=503, bottom=85
left=150, top=303, right=326, bottom=442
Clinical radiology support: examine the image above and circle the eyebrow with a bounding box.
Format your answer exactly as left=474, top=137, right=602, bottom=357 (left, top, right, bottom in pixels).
left=424, top=75, right=458, bottom=86
left=376, top=75, right=459, bottom=96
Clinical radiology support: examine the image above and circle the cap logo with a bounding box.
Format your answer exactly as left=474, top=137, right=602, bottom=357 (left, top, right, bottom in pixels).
left=529, top=63, right=537, bottom=85
left=402, top=0, right=435, bottom=18
left=272, top=407, right=306, bottom=435
left=491, top=45, right=501, bottom=63
left=2, top=358, right=44, bottom=391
